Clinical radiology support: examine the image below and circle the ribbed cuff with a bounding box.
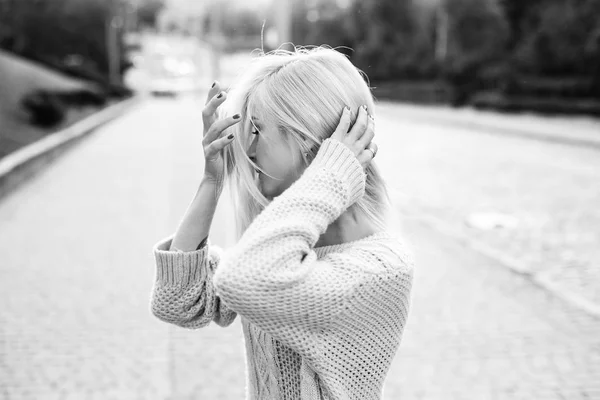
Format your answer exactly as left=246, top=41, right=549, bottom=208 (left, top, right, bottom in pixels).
left=311, top=138, right=366, bottom=205
left=152, top=235, right=210, bottom=286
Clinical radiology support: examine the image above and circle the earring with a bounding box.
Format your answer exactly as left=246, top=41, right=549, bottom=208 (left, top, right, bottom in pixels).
left=304, top=146, right=317, bottom=161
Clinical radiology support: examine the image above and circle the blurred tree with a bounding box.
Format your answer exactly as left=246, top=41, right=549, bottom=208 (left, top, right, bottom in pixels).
left=445, top=0, right=508, bottom=61
left=444, top=0, right=509, bottom=74
left=443, top=0, right=509, bottom=103
left=511, top=0, right=600, bottom=76
left=290, top=0, right=353, bottom=55
left=0, top=0, right=130, bottom=86
left=0, top=0, right=16, bottom=49
left=497, top=0, right=543, bottom=51
left=266, top=0, right=600, bottom=108
left=347, top=0, right=435, bottom=81
left=135, top=0, right=165, bottom=29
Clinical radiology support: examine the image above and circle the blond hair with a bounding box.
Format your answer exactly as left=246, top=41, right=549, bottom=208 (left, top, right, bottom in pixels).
left=220, top=46, right=391, bottom=240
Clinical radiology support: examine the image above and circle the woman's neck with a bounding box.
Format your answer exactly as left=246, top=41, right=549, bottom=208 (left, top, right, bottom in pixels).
left=315, top=209, right=379, bottom=248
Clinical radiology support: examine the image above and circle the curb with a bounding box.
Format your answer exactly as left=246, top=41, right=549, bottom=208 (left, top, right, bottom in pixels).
left=0, top=95, right=142, bottom=202
left=406, top=212, right=600, bottom=320
left=378, top=102, right=600, bottom=150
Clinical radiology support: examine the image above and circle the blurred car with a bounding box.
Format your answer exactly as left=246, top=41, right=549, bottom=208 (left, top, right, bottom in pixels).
left=148, top=54, right=201, bottom=97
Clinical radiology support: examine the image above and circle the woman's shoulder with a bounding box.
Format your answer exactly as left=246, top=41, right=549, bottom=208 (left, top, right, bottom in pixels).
left=348, top=230, right=415, bottom=277
left=314, top=230, right=413, bottom=276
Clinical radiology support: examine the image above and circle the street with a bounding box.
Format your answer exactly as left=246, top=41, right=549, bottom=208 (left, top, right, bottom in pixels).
left=1, top=93, right=599, bottom=399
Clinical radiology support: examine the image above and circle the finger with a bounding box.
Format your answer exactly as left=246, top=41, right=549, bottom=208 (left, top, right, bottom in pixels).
left=347, top=105, right=369, bottom=140
left=205, top=81, right=220, bottom=106
left=356, top=144, right=376, bottom=166
left=202, top=90, right=227, bottom=134
left=330, top=106, right=352, bottom=141
left=357, top=115, right=375, bottom=149
left=206, top=132, right=235, bottom=159
left=369, top=142, right=378, bottom=157
left=356, top=150, right=371, bottom=167
left=203, top=113, right=241, bottom=145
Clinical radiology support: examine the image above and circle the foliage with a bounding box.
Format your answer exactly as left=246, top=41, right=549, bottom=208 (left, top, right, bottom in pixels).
left=289, top=0, right=599, bottom=111
left=290, top=0, right=354, bottom=54
left=497, top=0, right=544, bottom=50
left=21, top=87, right=110, bottom=127
left=441, top=0, right=510, bottom=104
left=136, top=0, right=165, bottom=29
left=293, top=0, right=508, bottom=82
left=21, top=90, right=66, bottom=127
left=444, top=0, right=509, bottom=70
left=0, top=0, right=130, bottom=85
left=346, top=0, right=433, bottom=81
left=507, top=0, right=600, bottom=76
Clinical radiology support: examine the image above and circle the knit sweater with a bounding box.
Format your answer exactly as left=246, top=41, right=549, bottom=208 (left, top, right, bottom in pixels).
left=151, top=138, right=414, bottom=400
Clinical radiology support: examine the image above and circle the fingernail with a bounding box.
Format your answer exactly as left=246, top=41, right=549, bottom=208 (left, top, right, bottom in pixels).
left=211, top=81, right=216, bottom=88
left=233, top=114, right=240, bottom=119
left=228, top=134, right=234, bottom=139
left=217, top=92, right=224, bottom=99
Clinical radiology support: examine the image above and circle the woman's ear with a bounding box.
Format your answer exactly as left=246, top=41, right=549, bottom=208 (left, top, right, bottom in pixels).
left=303, top=144, right=319, bottom=165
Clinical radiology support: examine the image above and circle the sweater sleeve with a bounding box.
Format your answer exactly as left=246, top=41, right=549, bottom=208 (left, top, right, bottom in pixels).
left=150, top=235, right=237, bottom=329
left=212, top=138, right=368, bottom=351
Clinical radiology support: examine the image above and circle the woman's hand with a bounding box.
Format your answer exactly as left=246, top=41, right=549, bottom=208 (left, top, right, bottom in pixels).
left=202, top=82, right=241, bottom=184
left=330, top=105, right=377, bottom=169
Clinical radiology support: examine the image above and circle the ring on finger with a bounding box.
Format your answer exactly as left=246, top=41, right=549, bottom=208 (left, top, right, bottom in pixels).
left=366, top=142, right=378, bottom=158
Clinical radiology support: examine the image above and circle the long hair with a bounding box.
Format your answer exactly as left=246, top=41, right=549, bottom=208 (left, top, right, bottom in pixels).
left=220, top=46, right=391, bottom=240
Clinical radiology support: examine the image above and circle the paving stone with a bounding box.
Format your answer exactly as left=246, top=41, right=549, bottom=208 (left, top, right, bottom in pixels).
left=377, top=104, right=600, bottom=312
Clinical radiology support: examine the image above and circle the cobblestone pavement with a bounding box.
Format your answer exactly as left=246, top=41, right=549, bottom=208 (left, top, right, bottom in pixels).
left=386, top=220, right=600, bottom=400
left=375, top=103, right=600, bottom=313
left=1, top=96, right=599, bottom=399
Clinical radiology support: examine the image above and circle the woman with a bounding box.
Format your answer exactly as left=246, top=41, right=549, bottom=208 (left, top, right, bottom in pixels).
left=151, top=46, right=414, bottom=400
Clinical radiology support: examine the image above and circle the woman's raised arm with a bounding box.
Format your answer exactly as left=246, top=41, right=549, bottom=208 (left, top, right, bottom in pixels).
left=149, top=82, right=240, bottom=328
left=170, top=82, right=239, bottom=252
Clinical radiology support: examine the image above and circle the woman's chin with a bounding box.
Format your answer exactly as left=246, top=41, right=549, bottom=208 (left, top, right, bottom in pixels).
left=259, top=184, right=274, bottom=200
left=259, top=179, right=280, bottom=200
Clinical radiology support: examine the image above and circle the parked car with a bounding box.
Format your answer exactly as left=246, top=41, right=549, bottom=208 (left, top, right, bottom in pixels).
left=148, top=54, right=201, bottom=97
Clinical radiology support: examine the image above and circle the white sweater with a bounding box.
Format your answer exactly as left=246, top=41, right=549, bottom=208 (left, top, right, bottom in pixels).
left=151, top=138, right=414, bottom=399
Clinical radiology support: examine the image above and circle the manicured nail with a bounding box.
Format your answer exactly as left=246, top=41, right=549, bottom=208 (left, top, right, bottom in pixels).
left=233, top=114, right=240, bottom=119
left=228, top=134, right=234, bottom=139
left=211, top=81, right=216, bottom=88
left=217, top=92, right=223, bottom=99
